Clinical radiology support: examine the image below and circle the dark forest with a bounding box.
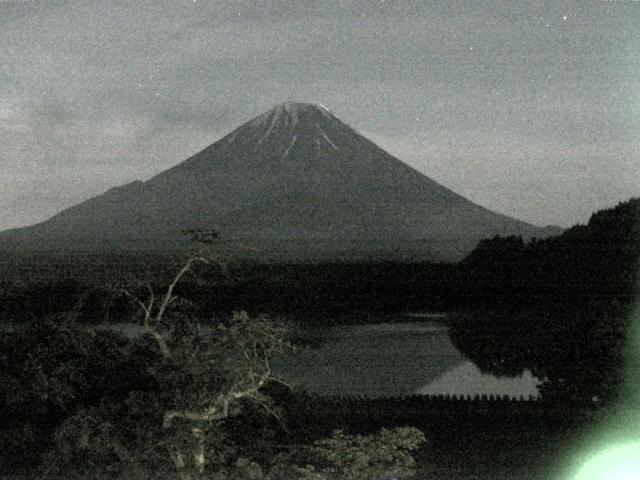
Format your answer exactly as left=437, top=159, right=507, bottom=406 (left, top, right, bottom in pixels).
left=1, top=198, right=638, bottom=479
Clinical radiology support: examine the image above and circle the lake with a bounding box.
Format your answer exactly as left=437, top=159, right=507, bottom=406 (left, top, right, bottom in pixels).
left=273, top=317, right=541, bottom=398
left=92, top=315, right=541, bottom=399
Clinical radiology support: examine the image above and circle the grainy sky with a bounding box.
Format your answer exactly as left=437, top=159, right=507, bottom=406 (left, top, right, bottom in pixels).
left=1, top=0, right=639, bottom=230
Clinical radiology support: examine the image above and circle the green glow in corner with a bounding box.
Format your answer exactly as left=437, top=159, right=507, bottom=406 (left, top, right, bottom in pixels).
left=573, top=441, right=640, bottom=480
left=567, top=299, right=640, bottom=479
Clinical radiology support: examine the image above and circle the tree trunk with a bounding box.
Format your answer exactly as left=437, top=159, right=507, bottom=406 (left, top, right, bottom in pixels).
left=192, top=427, right=206, bottom=475
left=167, top=443, right=193, bottom=480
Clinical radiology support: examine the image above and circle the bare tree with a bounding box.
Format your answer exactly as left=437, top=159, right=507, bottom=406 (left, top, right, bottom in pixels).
left=121, top=240, right=292, bottom=480
left=121, top=253, right=212, bottom=359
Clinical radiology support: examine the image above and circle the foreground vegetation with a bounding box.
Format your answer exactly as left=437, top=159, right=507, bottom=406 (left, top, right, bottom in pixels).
left=0, top=252, right=426, bottom=479
left=0, top=198, right=638, bottom=478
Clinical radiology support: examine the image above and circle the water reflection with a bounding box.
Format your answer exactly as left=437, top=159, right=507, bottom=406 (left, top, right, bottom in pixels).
left=417, top=360, right=541, bottom=399
left=94, top=319, right=542, bottom=398
left=273, top=320, right=542, bottom=398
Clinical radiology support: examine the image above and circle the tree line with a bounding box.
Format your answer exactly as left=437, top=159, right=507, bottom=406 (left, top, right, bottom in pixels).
left=0, top=197, right=637, bottom=477
left=0, top=253, right=426, bottom=479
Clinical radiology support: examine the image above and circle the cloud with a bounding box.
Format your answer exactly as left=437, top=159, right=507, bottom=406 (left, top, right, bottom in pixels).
left=0, top=0, right=638, bottom=230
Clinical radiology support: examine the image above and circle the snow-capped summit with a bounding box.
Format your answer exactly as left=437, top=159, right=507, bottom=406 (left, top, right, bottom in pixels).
left=0, top=102, right=556, bottom=260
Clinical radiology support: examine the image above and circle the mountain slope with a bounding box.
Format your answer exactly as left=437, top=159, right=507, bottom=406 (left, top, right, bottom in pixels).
left=0, top=102, right=559, bottom=260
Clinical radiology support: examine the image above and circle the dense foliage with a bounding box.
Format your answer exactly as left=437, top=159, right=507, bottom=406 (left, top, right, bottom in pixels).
left=451, top=198, right=640, bottom=404
left=1, top=199, right=637, bottom=325
left=0, top=197, right=637, bottom=477
left=271, top=428, right=425, bottom=480
left=0, top=256, right=427, bottom=479
left=458, top=198, right=639, bottom=307
left=0, top=260, right=458, bottom=325
left=0, top=316, right=161, bottom=477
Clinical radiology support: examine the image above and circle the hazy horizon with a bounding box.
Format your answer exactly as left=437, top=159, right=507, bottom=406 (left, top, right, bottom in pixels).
left=2, top=0, right=639, bottom=231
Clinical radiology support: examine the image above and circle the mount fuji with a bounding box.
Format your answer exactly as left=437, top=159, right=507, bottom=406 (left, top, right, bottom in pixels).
left=0, top=102, right=560, bottom=261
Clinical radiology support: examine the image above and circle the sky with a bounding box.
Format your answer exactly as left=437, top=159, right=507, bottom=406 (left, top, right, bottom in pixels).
left=1, top=0, right=639, bottom=230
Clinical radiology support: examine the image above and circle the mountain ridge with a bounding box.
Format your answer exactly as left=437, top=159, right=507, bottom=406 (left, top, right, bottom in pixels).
left=0, top=102, right=561, bottom=261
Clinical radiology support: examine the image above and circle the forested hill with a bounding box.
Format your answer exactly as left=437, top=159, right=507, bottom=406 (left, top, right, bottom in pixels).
left=451, top=197, right=640, bottom=405
left=0, top=198, right=638, bottom=408
left=458, top=197, right=640, bottom=308
left=0, top=199, right=637, bottom=325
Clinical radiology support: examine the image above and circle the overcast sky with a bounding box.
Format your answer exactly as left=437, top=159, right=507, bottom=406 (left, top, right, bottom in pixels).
left=1, top=0, right=639, bottom=230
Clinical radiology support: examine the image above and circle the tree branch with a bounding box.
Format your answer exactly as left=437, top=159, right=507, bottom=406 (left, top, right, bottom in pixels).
left=192, top=427, right=207, bottom=475
left=155, top=255, right=208, bottom=326
left=120, top=254, right=212, bottom=360
left=163, top=363, right=275, bottom=429
left=121, top=286, right=172, bottom=358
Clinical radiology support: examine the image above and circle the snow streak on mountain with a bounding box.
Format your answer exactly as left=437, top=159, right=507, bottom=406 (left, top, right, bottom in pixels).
left=0, top=102, right=558, bottom=260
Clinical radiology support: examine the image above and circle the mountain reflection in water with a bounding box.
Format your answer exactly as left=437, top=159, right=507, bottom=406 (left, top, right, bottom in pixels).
left=274, top=320, right=541, bottom=398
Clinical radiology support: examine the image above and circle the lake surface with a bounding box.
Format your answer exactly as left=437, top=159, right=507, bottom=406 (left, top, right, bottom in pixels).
left=273, top=318, right=541, bottom=398
left=91, top=316, right=541, bottom=398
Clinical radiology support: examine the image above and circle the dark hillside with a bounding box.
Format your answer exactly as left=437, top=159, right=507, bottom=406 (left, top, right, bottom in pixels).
left=451, top=198, right=640, bottom=404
